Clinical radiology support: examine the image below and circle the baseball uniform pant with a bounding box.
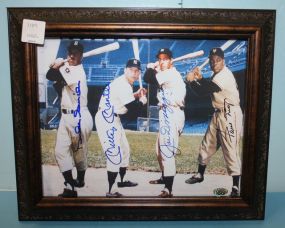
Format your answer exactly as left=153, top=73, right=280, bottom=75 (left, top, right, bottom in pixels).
left=198, top=106, right=243, bottom=176
left=95, top=112, right=130, bottom=173
left=55, top=108, right=93, bottom=173
left=156, top=106, right=185, bottom=177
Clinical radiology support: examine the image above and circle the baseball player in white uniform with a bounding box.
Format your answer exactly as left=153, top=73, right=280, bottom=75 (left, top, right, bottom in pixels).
left=185, top=47, right=243, bottom=197
left=46, top=41, right=93, bottom=197
left=144, top=48, right=186, bottom=198
left=95, top=59, right=147, bottom=198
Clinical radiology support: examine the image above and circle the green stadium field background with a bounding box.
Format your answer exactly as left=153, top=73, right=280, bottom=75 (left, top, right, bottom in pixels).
left=0, top=0, right=285, bottom=227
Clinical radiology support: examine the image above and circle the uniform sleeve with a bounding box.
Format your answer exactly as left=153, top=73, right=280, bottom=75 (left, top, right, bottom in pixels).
left=59, top=64, right=84, bottom=86
left=125, top=99, right=144, bottom=110
left=187, top=78, right=221, bottom=96
left=46, top=68, right=67, bottom=97
left=211, top=67, right=234, bottom=90
left=156, top=70, right=172, bottom=86
left=46, top=68, right=67, bottom=84
left=118, top=83, right=136, bottom=106
left=143, top=68, right=159, bottom=87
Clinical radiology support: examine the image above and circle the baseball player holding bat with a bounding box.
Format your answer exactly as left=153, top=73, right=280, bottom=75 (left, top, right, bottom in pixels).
left=144, top=48, right=186, bottom=198
left=46, top=41, right=93, bottom=197
left=185, top=47, right=243, bottom=197
left=95, top=59, right=147, bottom=198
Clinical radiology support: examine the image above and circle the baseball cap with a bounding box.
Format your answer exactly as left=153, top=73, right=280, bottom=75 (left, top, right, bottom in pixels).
left=126, top=59, right=141, bottom=70
left=209, top=47, right=224, bottom=59
left=67, top=40, right=84, bottom=54
left=156, top=48, right=173, bottom=58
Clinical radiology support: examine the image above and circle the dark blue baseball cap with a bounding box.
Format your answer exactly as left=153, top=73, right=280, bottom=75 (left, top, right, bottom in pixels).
left=209, top=47, right=224, bottom=59
left=67, top=40, right=84, bottom=54
left=156, top=48, right=173, bottom=58
left=126, top=58, right=141, bottom=70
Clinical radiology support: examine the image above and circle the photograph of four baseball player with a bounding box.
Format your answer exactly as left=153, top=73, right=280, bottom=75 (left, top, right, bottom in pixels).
left=46, top=40, right=243, bottom=198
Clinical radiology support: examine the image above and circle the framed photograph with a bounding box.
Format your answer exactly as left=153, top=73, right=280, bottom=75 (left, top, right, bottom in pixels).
left=8, top=8, right=275, bottom=220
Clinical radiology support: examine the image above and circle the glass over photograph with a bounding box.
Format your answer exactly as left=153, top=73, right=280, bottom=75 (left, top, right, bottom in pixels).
left=37, top=38, right=247, bottom=198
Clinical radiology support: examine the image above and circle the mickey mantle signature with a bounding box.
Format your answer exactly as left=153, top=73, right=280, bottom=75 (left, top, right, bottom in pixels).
left=101, top=84, right=122, bottom=165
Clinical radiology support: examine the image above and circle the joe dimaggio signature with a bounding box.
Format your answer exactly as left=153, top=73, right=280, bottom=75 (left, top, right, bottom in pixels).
left=159, top=89, right=180, bottom=158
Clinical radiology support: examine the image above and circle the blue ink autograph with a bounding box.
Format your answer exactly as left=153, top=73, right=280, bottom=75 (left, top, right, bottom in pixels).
left=73, top=81, right=81, bottom=118
left=74, top=80, right=82, bottom=151
left=74, top=119, right=81, bottom=134
left=159, top=89, right=179, bottom=158
left=104, top=127, right=122, bottom=165
left=100, top=84, right=122, bottom=165
left=101, top=85, right=115, bottom=124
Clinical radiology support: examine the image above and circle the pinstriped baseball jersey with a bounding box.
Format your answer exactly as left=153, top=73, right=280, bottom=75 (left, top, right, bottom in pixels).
left=59, top=62, right=88, bottom=109
left=211, top=66, right=240, bottom=109
left=98, top=75, right=135, bottom=115
left=198, top=65, right=243, bottom=176
left=96, top=74, right=136, bottom=173
left=156, top=67, right=186, bottom=108
left=54, top=61, right=93, bottom=173
left=155, top=67, right=186, bottom=177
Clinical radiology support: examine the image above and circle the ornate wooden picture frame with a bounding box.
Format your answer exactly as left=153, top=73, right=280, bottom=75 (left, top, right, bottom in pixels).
left=8, top=8, right=275, bottom=220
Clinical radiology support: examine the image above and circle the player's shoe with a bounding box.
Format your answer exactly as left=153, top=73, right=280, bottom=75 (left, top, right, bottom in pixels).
left=117, top=180, right=138, bottom=188
left=106, top=192, right=123, bottom=198
left=74, top=179, right=85, bottom=188
left=185, top=173, right=204, bottom=184
left=149, top=177, right=164, bottom=184
left=158, top=189, right=173, bottom=198
left=230, top=186, right=239, bottom=197
left=58, top=182, right=77, bottom=198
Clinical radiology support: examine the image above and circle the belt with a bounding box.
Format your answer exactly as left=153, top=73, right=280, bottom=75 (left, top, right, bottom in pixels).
left=62, top=109, right=74, bottom=114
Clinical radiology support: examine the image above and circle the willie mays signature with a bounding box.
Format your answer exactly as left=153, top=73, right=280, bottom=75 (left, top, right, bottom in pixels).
left=216, top=124, right=235, bottom=143
left=224, top=98, right=234, bottom=121
left=216, top=99, right=236, bottom=143
left=101, top=84, right=115, bottom=124
left=73, top=80, right=82, bottom=151
left=159, top=90, right=179, bottom=158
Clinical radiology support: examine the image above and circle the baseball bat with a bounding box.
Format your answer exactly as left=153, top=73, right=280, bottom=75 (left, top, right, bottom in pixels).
left=131, top=39, right=140, bottom=61
left=83, top=42, right=119, bottom=58
left=198, top=40, right=237, bottom=70
left=172, top=50, right=204, bottom=63
left=63, top=42, right=120, bottom=62
left=131, top=39, right=143, bottom=89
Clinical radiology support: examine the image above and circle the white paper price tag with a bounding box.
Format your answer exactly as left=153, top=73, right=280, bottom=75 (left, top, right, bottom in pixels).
left=21, top=19, right=46, bottom=45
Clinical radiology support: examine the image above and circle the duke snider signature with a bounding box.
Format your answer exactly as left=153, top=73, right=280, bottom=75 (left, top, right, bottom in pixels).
left=74, top=80, right=82, bottom=151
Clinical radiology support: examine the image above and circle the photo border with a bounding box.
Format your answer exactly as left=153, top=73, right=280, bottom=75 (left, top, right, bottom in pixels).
left=7, top=7, right=275, bottom=220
